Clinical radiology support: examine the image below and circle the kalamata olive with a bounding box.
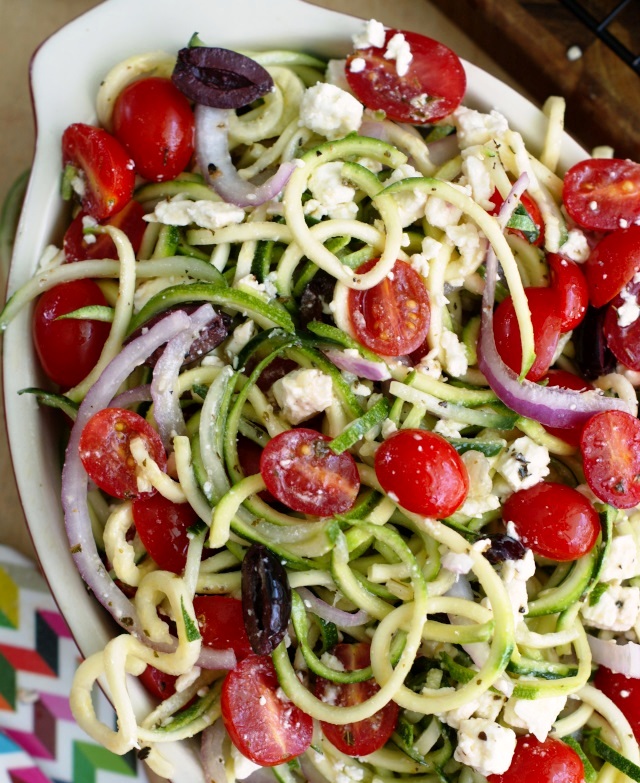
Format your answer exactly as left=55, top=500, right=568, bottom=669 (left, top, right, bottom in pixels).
left=484, top=534, right=526, bottom=565
left=299, top=270, right=336, bottom=328
left=172, top=47, right=273, bottom=110
left=573, top=305, right=616, bottom=380
left=241, top=543, right=291, bottom=655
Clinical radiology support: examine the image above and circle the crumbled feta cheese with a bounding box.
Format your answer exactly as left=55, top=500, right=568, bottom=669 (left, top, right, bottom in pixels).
left=299, top=83, right=363, bottom=140
left=496, top=436, right=550, bottom=491
left=320, top=652, right=346, bottom=671
left=425, top=193, right=464, bottom=229
left=421, top=235, right=444, bottom=262
left=349, top=57, right=366, bottom=73
left=175, top=666, right=202, bottom=692
left=440, top=329, right=469, bottom=378
left=353, top=19, right=386, bottom=49
left=600, top=534, right=640, bottom=582
left=559, top=228, right=590, bottom=263
left=503, top=694, right=567, bottom=741
left=224, top=320, right=256, bottom=361
left=457, top=450, right=500, bottom=518
left=386, top=163, right=428, bottom=227
left=454, top=719, right=516, bottom=777
left=325, top=59, right=351, bottom=92
left=384, top=32, right=413, bottom=77
left=144, top=196, right=246, bottom=230
left=409, top=253, right=430, bottom=278
left=441, top=550, right=473, bottom=575
left=617, top=285, right=640, bottom=328
left=71, top=170, right=87, bottom=198
left=581, top=585, right=640, bottom=631
left=416, top=347, right=442, bottom=379
left=272, top=368, right=334, bottom=424
left=441, top=691, right=505, bottom=729
left=234, top=273, right=275, bottom=300
left=462, top=151, right=495, bottom=210
left=231, top=744, right=264, bottom=780
left=381, top=418, right=398, bottom=439
left=433, top=419, right=464, bottom=438
left=445, top=222, right=487, bottom=271
left=304, top=161, right=358, bottom=220
left=452, top=106, right=509, bottom=148
left=502, top=548, right=536, bottom=621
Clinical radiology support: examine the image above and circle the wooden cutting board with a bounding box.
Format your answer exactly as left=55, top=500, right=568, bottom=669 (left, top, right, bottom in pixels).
left=429, top=0, right=640, bottom=160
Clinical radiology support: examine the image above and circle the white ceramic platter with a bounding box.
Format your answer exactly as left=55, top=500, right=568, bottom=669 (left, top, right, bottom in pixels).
left=2, top=0, right=587, bottom=778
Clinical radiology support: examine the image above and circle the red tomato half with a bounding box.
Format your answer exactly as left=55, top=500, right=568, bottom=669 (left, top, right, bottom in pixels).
left=62, top=123, right=135, bottom=220
left=63, top=201, right=147, bottom=262
left=78, top=408, right=167, bottom=500
left=594, top=667, right=640, bottom=740
left=581, top=410, right=640, bottom=508
left=584, top=226, right=640, bottom=308
left=548, top=254, right=588, bottom=332
left=32, top=279, right=111, bottom=388
left=192, top=596, right=252, bottom=660
left=542, top=369, right=593, bottom=447
left=132, top=494, right=198, bottom=573
left=375, top=429, right=468, bottom=518
left=502, top=482, right=600, bottom=561
left=488, top=735, right=584, bottom=783
left=604, top=277, right=640, bottom=371
left=315, top=643, right=399, bottom=756
left=563, top=158, right=640, bottom=231
left=493, top=287, right=562, bottom=381
left=221, top=654, right=313, bottom=766
left=346, top=29, right=466, bottom=124
left=348, top=259, right=430, bottom=356
left=489, top=190, right=545, bottom=247
left=260, top=428, right=360, bottom=516
left=113, top=77, right=195, bottom=182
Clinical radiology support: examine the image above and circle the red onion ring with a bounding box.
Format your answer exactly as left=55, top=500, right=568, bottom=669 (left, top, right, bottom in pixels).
left=110, top=384, right=152, bottom=409
left=195, top=104, right=296, bottom=207
left=323, top=348, right=391, bottom=381
left=296, top=587, right=369, bottom=627
left=588, top=634, right=640, bottom=678
left=200, top=719, right=227, bottom=783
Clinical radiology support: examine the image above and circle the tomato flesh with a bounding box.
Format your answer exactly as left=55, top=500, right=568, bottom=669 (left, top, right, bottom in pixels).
left=63, top=201, right=146, bottom=262
left=62, top=123, right=135, bottom=220
left=584, top=226, right=640, bottom=308
left=493, top=287, right=562, bottom=381
left=192, top=596, right=252, bottom=660
left=594, top=667, right=640, bottom=741
left=32, top=279, right=111, bottom=388
left=132, top=493, right=197, bottom=573
left=502, top=481, right=600, bottom=560
left=489, top=189, right=545, bottom=247
left=138, top=665, right=178, bottom=701
left=487, top=735, right=584, bottom=783
left=113, top=77, right=195, bottom=182
left=260, top=428, right=360, bottom=516
left=604, top=277, right=640, bottom=370
left=374, top=429, right=468, bottom=518
left=315, top=643, right=399, bottom=756
left=348, top=259, right=430, bottom=357
left=78, top=408, right=167, bottom=500
left=221, top=654, right=313, bottom=766
left=548, top=254, right=588, bottom=332
left=542, top=370, right=593, bottom=447
left=346, top=29, right=466, bottom=124
left=563, top=158, right=640, bottom=231
left=581, top=410, right=640, bottom=508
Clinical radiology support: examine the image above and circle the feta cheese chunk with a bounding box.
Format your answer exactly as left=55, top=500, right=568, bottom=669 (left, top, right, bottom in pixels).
left=462, top=151, right=494, bottom=210
left=581, top=585, right=640, bottom=632
left=457, top=450, right=500, bottom=518
left=453, top=106, right=509, bottom=148
left=299, top=83, right=363, bottom=140
left=454, top=719, right=516, bottom=777
left=224, top=320, right=256, bottom=362
left=617, top=285, right=640, bottom=328
left=600, top=534, right=640, bottom=583
left=440, top=329, right=469, bottom=378
left=144, top=196, right=245, bottom=230
left=304, top=161, right=358, bottom=220
left=384, top=32, right=413, bottom=76
left=231, top=744, right=264, bottom=780
left=441, top=691, right=505, bottom=729
left=503, top=694, right=567, bottom=741
left=272, top=368, right=334, bottom=424
left=496, top=436, right=550, bottom=491
left=502, top=548, right=536, bottom=622
left=386, top=163, right=428, bottom=227
left=444, top=222, right=487, bottom=273
left=353, top=19, right=386, bottom=49
left=559, top=228, right=590, bottom=263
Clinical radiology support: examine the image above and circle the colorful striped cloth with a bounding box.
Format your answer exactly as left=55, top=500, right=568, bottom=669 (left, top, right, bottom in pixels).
left=0, top=546, right=149, bottom=783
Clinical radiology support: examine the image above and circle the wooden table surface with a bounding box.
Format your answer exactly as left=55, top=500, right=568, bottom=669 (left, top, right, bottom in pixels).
left=0, top=0, right=518, bottom=561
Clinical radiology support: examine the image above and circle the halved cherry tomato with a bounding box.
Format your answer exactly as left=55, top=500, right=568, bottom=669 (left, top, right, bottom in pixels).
left=604, top=277, right=640, bottom=370
left=581, top=410, right=640, bottom=508
left=348, top=259, right=430, bottom=356
left=78, top=408, right=167, bottom=500
left=487, top=735, right=584, bottom=783
left=32, top=279, right=111, bottom=388
left=542, top=369, right=593, bottom=447
left=584, top=226, right=640, bottom=308
left=138, top=665, right=178, bottom=701
left=315, top=643, right=399, bottom=756
left=489, top=190, right=545, bottom=247
left=563, top=158, right=640, bottom=231
left=113, top=77, right=195, bottom=182
left=594, top=667, right=640, bottom=740
left=374, top=429, right=468, bottom=518
left=493, top=287, right=562, bottom=381
left=63, top=201, right=146, bottom=262
left=62, top=123, right=135, bottom=220
left=132, top=493, right=198, bottom=573
left=221, top=654, right=313, bottom=766
left=346, top=29, right=466, bottom=124
left=502, top=482, right=600, bottom=561
left=236, top=435, right=277, bottom=504
left=192, top=596, right=252, bottom=660
left=260, top=428, right=360, bottom=516
left=548, top=254, right=588, bottom=332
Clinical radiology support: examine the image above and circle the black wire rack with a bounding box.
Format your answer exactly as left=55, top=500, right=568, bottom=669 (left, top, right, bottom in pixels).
left=558, top=0, right=640, bottom=74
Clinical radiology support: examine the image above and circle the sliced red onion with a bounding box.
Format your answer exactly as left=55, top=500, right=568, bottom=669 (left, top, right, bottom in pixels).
left=425, top=134, right=460, bottom=167
left=201, top=719, right=227, bottom=783
left=477, top=175, right=631, bottom=428
left=110, top=384, right=152, bottom=409
left=323, top=348, right=391, bottom=381
left=358, top=119, right=388, bottom=142
left=296, top=587, right=369, bottom=627
left=195, top=104, right=295, bottom=207
left=151, top=304, right=215, bottom=447
left=588, top=634, right=640, bottom=678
